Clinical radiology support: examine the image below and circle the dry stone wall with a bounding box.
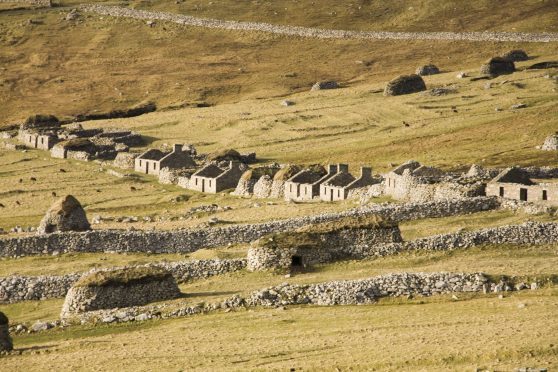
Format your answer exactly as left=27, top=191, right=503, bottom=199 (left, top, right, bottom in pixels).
left=0, top=258, right=246, bottom=304
left=0, top=198, right=499, bottom=257
left=80, top=5, right=558, bottom=43
left=248, top=272, right=489, bottom=306
left=371, top=221, right=558, bottom=257
left=66, top=271, right=527, bottom=326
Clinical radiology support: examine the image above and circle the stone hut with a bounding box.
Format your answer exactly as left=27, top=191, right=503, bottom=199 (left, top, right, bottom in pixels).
left=37, top=195, right=90, bottom=234
left=319, top=165, right=377, bottom=201
left=284, top=164, right=337, bottom=201
left=134, top=144, right=195, bottom=176
left=233, top=165, right=281, bottom=197
left=384, top=74, right=426, bottom=96
left=541, top=133, right=558, bottom=151
left=311, top=81, right=339, bottom=91
left=480, top=57, right=515, bottom=76
left=502, top=49, right=529, bottom=62
left=188, top=161, right=244, bottom=193
left=247, top=216, right=402, bottom=271
left=207, top=148, right=242, bottom=162
left=416, top=64, right=440, bottom=76
left=60, top=267, right=181, bottom=318
left=486, top=167, right=558, bottom=205
left=50, top=138, right=97, bottom=161
left=0, top=312, right=12, bottom=352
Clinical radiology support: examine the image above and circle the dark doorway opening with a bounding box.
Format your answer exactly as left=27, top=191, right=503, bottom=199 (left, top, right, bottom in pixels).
left=499, top=187, right=504, bottom=197
left=520, top=188, right=528, bottom=201
left=291, top=255, right=303, bottom=267
left=542, top=190, right=548, bottom=201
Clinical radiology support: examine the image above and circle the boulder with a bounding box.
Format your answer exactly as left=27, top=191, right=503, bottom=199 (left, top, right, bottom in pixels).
left=416, top=64, right=440, bottom=76
left=480, top=57, right=515, bottom=76
left=384, top=74, right=426, bottom=96
left=311, top=81, right=339, bottom=91
left=502, top=49, right=529, bottom=62
left=541, top=133, right=558, bottom=151
left=0, top=312, right=13, bottom=352
left=37, top=195, right=90, bottom=234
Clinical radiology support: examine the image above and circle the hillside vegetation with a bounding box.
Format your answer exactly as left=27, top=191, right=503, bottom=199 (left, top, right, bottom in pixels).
left=0, top=1, right=557, bottom=124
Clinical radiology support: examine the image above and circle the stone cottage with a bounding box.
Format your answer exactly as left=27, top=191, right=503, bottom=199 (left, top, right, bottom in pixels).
left=486, top=167, right=558, bottom=205
left=284, top=164, right=338, bottom=201
left=247, top=216, right=402, bottom=271
left=319, top=165, right=376, bottom=201
left=134, top=144, right=195, bottom=176
left=188, top=161, right=244, bottom=193
left=17, top=115, right=61, bottom=150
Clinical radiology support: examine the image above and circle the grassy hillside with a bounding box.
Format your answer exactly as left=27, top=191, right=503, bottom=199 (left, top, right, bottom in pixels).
left=134, top=0, right=558, bottom=33
left=0, top=2, right=556, bottom=125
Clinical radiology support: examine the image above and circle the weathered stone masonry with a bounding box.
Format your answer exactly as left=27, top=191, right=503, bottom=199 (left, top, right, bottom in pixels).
left=0, top=197, right=499, bottom=257
left=0, top=258, right=247, bottom=304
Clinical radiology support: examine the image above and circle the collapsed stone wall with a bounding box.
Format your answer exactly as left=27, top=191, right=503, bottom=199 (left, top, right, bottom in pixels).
left=0, top=258, right=246, bottom=304
left=0, top=198, right=499, bottom=257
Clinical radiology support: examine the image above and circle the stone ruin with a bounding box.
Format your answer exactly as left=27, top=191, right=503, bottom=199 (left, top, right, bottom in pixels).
left=480, top=57, right=515, bottom=76
left=384, top=74, right=426, bottom=96
left=37, top=195, right=90, bottom=235
left=541, top=133, right=558, bottom=151
left=0, top=311, right=13, bottom=353
left=247, top=215, right=402, bottom=271
left=415, top=64, right=440, bottom=76
left=60, top=267, right=181, bottom=319
left=233, top=164, right=281, bottom=197
left=17, top=115, right=144, bottom=161
left=502, top=49, right=529, bottom=62
left=383, top=161, right=486, bottom=202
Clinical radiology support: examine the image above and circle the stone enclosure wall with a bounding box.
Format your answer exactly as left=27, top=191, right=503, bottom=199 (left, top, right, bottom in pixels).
left=0, top=258, right=246, bottom=304
left=0, top=197, right=499, bottom=257
left=248, top=272, right=489, bottom=306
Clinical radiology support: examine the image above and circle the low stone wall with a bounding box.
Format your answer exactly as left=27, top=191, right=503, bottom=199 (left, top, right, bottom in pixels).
left=80, top=4, right=558, bottom=43
left=247, top=224, right=402, bottom=271
left=0, top=0, right=51, bottom=6
left=371, top=221, right=558, bottom=257
left=60, top=269, right=180, bottom=318
left=66, top=271, right=533, bottom=325
left=248, top=272, right=489, bottom=306
left=0, top=258, right=246, bottom=304
left=0, top=197, right=499, bottom=257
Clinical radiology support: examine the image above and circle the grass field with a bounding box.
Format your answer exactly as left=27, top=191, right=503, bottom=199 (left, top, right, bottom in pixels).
left=1, top=1, right=558, bottom=370
left=0, top=2, right=557, bottom=126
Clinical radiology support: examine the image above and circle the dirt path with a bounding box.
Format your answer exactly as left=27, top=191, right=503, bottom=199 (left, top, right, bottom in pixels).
left=80, top=4, right=558, bottom=43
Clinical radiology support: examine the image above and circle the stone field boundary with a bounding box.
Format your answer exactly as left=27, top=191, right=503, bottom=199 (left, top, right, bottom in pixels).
left=80, top=4, right=558, bottom=43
